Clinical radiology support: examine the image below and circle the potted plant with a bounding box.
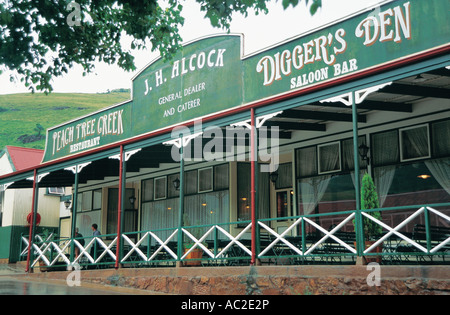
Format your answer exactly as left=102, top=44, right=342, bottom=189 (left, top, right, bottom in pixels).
left=183, top=214, right=205, bottom=266
left=355, top=174, right=383, bottom=264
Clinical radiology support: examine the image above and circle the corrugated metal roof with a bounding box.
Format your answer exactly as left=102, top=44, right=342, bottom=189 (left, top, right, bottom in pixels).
left=5, top=146, right=43, bottom=172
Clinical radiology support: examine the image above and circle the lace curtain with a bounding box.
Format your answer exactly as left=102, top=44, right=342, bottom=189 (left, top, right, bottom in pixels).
left=401, top=126, right=429, bottom=160
left=425, top=158, right=450, bottom=195
left=299, top=175, right=331, bottom=215
left=373, top=130, right=399, bottom=206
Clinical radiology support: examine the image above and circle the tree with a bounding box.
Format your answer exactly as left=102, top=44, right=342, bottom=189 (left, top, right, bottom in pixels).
left=360, top=173, right=382, bottom=240
left=0, top=0, right=321, bottom=94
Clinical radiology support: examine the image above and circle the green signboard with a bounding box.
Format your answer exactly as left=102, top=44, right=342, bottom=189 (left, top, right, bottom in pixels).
left=42, top=0, right=450, bottom=163
left=131, top=34, right=244, bottom=136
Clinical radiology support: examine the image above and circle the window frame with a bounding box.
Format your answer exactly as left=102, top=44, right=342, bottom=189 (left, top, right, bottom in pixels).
left=317, top=141, right=342, bottom=175
left=399, top=124, right=431, bottom=162
left=154, top=176, right=167, bottom=200
left=198, top=167, right=214, bottom=193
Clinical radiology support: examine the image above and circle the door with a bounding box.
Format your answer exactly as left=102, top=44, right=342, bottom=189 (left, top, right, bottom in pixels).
left=107, top=188, right=136, bottom=236
left=272, top=189, right=294, bottom=234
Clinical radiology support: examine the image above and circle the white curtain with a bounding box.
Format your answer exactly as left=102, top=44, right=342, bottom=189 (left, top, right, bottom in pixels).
left=402, top=126, right=429, bottom=159
left=425, top=158, right=450, bottom=195
left=372, top=130, right=399, bottom=206
left=373, top=130, right=398, bottom=165
left=319, top=143, right=340, bottom=173
left=299, top=175, right=331, bottom=215
left=374, top=166, right=396, bottom=207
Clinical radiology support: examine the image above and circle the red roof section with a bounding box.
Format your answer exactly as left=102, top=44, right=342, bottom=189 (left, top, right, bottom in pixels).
left=6, top=146, right=43, bottom=171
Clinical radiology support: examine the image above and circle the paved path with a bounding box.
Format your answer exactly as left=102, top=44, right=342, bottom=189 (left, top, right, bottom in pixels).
left=0, top=277, right=127, bottom=295
left=0, top=264, right=153, bottom=295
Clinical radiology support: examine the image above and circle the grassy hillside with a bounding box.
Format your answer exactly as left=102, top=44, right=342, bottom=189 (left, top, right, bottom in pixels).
left=0, top=91, right=130, bottom=150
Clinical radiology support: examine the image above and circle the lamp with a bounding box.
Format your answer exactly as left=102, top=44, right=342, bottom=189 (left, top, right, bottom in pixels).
left=358, top=143, right=370, bottom=164
left=413, top=74, right=427, bottom=83
left=173, top=177, right=180, bottom=190
left=64, top=199, right=72, bottom=211
left=270, top=171, right=279, bottom=184
left=129, top=195, right=136, bottom=208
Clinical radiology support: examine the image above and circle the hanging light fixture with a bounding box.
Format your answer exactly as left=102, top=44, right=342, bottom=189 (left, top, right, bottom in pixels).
left=64, top=199, right=72, bottom=211
left=413, top=74, right=427, bottom=83
left=358, top=143, right=370, bottom=164
left=173, top=177, right=180, bottom=190
left=270, top=171, right=279, bottom=184
left=129, top=195, right=136, bottom=208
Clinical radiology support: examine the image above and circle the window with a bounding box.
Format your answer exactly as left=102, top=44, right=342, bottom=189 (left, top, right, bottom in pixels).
left=154, top=176, right=167, bottom=200
left=372, top=130, right=399, bottom=166
left=342, top=136, right=368, bottom=171
left=274, top=163, right=292, bottom=190
left=198, top=167, right=213, bottom=193
left=371, top=120, right=450, bottom=208
left=296, top=146, right=317, bottom=177
left=167, top=174, right=180, bottom=198
left=400, top=124, right=430, bottom=162
left=48, top=187, right=65, bottom=195
left=75, top=189, right=102, bottom=212
left=318, top=142, right=341, bottom=174
left=237, top=163, right=270, bottom=221
left=142, top=178, right=154, bottom=202
left=93, top=189, right=102, bottom=210
left=432, top=119, right=450, bottom=157
left=185, top=170, right=198, bottom=195
left=214, top=164, right=229, bottom=190
left=81, top=191, right=92, bottom=211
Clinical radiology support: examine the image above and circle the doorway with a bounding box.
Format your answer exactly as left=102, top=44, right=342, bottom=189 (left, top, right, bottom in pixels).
left=107, top=188, right=137, bottom=236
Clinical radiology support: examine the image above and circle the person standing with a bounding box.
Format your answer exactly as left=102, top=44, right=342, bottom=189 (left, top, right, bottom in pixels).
left=90, top=224, right=101, bottom=261
left=91, top=223, right=101, bottom=236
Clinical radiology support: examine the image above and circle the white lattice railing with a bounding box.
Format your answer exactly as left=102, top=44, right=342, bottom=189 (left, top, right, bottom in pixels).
left=72, top=236, right=117, bottom=265
left=258, top=212, right=357, bottom=259
left=362, top=206, right=450, bottom=255
left=181, top=223, right=253, bottom=260
left=22, top=234, right=118, bottom=268
left=19, top=204, right=450, bottom=268
left=120, top=229, right=178, bottom=263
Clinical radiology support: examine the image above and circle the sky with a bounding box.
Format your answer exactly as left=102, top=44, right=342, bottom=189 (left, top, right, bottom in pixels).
left=0, top=0, right=384, bottom=95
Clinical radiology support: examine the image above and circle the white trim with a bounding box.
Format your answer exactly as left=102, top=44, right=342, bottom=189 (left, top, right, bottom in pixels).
left=153, top=176, right=167, bottom=200
left=198, top=167, right=213, bottom=193
left=399, top=124, right=431, bottom=162
left=317, top=141, right=342, bottom=175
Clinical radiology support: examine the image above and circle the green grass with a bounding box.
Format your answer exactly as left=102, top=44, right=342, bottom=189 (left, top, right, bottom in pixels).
left=0, top=91, right=130, bottom=150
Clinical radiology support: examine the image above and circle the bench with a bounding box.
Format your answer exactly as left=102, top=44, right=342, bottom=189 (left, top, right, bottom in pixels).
left=397, top=224, right=450, bottom=263
left=322, top=231, right=356, bottom=263
left=413, top=224, right=450, bottom=252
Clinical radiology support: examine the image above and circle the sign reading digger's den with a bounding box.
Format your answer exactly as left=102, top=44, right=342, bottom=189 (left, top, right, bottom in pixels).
left=42, top=0, right=450, bottom=162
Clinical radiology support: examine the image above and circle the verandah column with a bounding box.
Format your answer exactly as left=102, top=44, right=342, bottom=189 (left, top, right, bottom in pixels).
left=250, top=108, right=257, bottom=265
left=115, top=145, right=126, bottom=269
left=351, top=92, right=364, bottom=257
left=25, top=169, right=38, bottom=273
left=177, top=143, right=185, bottom=265
left=70, top=167, right=79, bottom=262
left=65, top=162, right=91, bottom=264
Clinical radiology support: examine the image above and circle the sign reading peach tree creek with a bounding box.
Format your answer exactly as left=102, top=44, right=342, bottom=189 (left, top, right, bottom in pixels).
left=42, top=0, right=450, bottom=162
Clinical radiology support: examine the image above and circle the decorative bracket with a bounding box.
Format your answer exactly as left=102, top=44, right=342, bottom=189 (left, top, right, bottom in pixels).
left=231, top=111, right=283, bottom=129
left=320, top=82, right=392, bottom=106
left=108, top=148, right=142, bottom=161
left=163, top=131, right=203, bottom=148
left=64, top=162, right=92, bottom=174
left=26, top=172, right=49, bottom=183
